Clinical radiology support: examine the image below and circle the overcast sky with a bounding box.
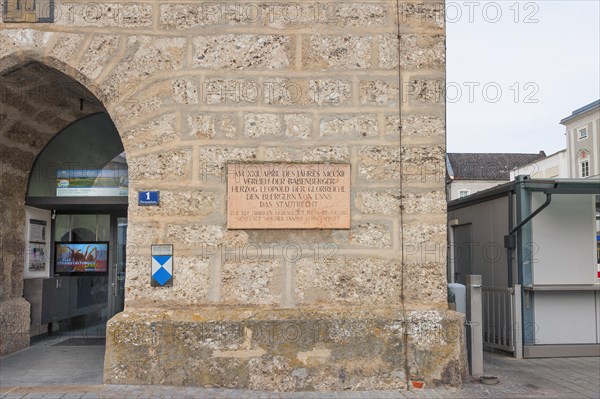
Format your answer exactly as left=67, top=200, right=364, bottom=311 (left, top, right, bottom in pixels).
left=446, top=0, right=600, bottom=154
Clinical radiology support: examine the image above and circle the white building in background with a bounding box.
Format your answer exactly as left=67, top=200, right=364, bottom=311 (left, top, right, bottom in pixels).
left=446, top=152, right=546, bottom=201
left=510, top=149, right=569, bottom=180
left=561, top=99, right=600, bottom=179
left=511, top=100, right=600, bottom=180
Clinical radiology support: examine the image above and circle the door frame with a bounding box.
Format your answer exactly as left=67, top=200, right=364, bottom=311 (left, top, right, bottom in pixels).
left=49, top=209, right=127, bottom=320
left=451, top=222, right=473, bottom=285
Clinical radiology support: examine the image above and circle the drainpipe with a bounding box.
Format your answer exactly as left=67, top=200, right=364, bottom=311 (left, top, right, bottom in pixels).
left=506, top=191, right=513, bottom=287
left=508, top=192, right=552, bottom=238
left=505, top=176, right=553, bottom=352
left=504, top=177, right=553, bottom=285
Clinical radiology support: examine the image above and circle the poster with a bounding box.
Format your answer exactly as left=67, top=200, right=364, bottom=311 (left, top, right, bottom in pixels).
left=28, top=219, right=48, bottom=272
left=56, top=169, right=128, bottom=197
left=28, top=243, right=47, bottom=271
left=28, top=219, right=46, bottom=242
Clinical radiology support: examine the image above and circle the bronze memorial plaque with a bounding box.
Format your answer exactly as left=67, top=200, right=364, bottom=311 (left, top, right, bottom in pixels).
left=227, top=163, right=350, bottom=229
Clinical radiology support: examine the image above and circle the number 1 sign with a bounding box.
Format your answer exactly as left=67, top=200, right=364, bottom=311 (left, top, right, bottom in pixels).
left=138, top=191, right=160, bottom=206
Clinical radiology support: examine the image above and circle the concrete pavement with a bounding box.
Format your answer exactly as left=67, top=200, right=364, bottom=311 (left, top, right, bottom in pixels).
left=1, top=337, right=599, bottom=398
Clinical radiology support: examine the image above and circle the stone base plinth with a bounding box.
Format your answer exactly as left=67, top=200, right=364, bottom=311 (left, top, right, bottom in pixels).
left=0, top=297, right=31, bottom=356
left=104, top=307, right=466, bottom=390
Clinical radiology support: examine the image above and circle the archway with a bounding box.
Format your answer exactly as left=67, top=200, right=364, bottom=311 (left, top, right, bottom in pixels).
left=0, top=61, right=127, bottom=356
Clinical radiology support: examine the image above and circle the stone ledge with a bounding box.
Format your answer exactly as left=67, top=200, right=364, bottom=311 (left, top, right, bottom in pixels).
left=104, top=306, right=466, bottom=390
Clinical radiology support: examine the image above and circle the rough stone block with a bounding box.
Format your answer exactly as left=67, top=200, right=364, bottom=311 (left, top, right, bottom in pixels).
left=78, top=35, right=120, bottom=80
left=193, top=35, right=293, bottom=69
left=0, top=298, right=30, bottom=356
left=187, top=114, right=215, bottom=139
left=356, top=190, right=402, bottom=215
left=160, top=2, right=387, bottom=30
left=0, top=242, right=25, bottom=300
left=103, top=313, right=156, bottom=385
left=55, top=3, right=153, bottom=27
left=348, top=223, right=392, bottom=248
left=320, top=114, right=378, bottom=137
left=385, top=114, right=444, bottom=137
left=244, top=230, right=333, bottom=246
left=112, top=96, right=163, bottom=128
left=243, top=113, right=311, bottom=139
left=202, top=78, right=261, bottom=105
left=122, top=114, right=177, bottom=151
left=307, top=79, right=352, bottom=106
left=295, top=257, right=401, bottom=304
left=263, top=78, right=306, bottom=106
left=3, top=118, right=54, bottom=151
left=263, top=78, right=352, bottom=106
left=397, top=2, right=445, bottom=32
left=403, top=222, right=446, bottom=258
left=265, top=145, right=350, bottom=162
left=303, top=35, right=372, bottom=70
left=358, top=146, right=401, bottom=181
left=379, top=34, right=444, bottom=70
left=159, top=3, right=219, bottom=30
left=0, top=167, right=28, bottom=204
left=360, top=80, right=400, bottom=105
left=125, top=255, right=211, bottom=305
left=400, top=34, right=445, bottom=70
left=221, top=260, right=281, bottom=305
left=165, top=224, right=225, bottom=247
left=102, top=36, right=186, bottom=102
left=198, top=147, right=257, bottom=180
left=244, top=113, right=282, bottom=138
left=172, top=78, right=199, bottom=104
left=0, top=29, right=52, bottom=59
left=284, top=114, right=312, bottom=139
left=402, top=263, right=447, bottom=304
left=47, top=33, right=85, bottom=65
left=402, top=145, right=445, bottom=184
left=403, top=190, right=446, bottom=215
left=104, top=308, right=466, bottom=389
left=218, top=115, right=238, bottom=138
left=128, top=148, right=192, bottom=181
left=125, top=222, right=161, bottom=248
left=403, top=78, right=445, bottom=106
left=385, top=115, right=401, bottom=136
left=330, top=3, right=388, bottom=27
left=0, top=143, right=35, bottom=173
left=187, top=113, right=238, bottom=139
left=302, top=146, right=350, bottom=162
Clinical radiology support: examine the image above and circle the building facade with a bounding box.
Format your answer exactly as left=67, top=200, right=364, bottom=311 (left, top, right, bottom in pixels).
left=446, top=152, right=546, bottom=201
left=509, top=149, right=568, bottom=180
left=0, top=0, right=466, bottom=390
left=561, top=100, right=600, bottom=179
left=510, top=100, right=600, bottom=181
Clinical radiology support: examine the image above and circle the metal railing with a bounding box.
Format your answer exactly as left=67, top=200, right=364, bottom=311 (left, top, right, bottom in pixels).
left=482, top=285, right=522, bottom=358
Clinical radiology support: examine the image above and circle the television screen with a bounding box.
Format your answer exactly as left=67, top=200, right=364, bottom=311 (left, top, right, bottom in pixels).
left=54, top=242, right=109, bottom=274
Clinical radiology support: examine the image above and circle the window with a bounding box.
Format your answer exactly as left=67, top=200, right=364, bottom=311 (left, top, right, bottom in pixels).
left=578, top=127, right=588, bottom=140
left=580, top=160, right=590, bottom=178
left=459, top=190, right=469, bottom=198
left=27, top=113, right=127, bottom=198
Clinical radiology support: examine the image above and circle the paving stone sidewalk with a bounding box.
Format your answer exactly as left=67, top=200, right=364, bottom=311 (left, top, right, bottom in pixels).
left=1, top=351, right=598, bottom=398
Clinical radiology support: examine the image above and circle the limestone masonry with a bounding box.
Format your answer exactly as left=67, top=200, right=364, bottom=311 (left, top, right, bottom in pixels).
left=0, top=0, right=465, bottom=390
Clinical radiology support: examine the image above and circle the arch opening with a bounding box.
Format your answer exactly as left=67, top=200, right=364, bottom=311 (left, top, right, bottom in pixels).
left=1, top=60, right=128, bottom=357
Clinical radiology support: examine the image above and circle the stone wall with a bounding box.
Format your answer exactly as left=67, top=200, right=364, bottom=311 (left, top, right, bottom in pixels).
left=1, top=0, right=464, bottom=390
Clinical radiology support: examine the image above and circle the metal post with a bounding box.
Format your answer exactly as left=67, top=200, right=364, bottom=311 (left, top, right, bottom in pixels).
left=513, top=284, right=523, bottom=359
left=467, top=275, right=483, bottom=377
